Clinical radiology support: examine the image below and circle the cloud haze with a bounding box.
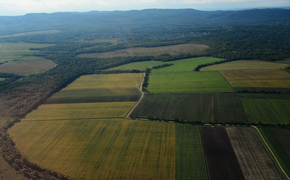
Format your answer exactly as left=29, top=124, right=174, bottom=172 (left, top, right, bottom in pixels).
left=0, top=0, right=289, bottom=15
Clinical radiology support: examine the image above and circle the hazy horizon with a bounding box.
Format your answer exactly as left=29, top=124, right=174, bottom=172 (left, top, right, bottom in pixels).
left=0, top=0, right=289, bottom=16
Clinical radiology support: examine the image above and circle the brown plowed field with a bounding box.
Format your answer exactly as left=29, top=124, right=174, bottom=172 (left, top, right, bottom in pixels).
left=200, top=126, right=244, bottom=180
left=226, top=127, right=284, bottom=180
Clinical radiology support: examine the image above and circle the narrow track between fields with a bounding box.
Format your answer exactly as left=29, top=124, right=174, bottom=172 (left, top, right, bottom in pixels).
left=252, top=125, right=290, bottom=180
left=126, top=73, right=145, bottom=118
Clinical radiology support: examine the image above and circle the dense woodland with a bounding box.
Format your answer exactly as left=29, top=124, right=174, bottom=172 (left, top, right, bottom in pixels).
left=0, top=8, right=290, bottom=179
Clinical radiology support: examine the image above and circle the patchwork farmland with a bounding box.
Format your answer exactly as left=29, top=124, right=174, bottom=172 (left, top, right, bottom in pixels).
left=8, top=72, right=210, bottom=180
left=6, top=57, right=290, bottom=180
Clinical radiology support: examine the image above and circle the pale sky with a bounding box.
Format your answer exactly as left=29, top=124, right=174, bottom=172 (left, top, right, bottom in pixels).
left=0, top=0, right=289, bottom=16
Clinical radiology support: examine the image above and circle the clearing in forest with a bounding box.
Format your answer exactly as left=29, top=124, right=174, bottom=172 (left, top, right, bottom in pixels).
left=148, top=71, right=233, bottom=93
left=200, top=60, right=288, bottom=71
left=152, top=57, right=223, bottom=72
left=77, top=43, right=209, bottom=58
left=0, top=43, right=53, bottom=62
left=0, top=58, right=56, bottom=75
left=226, top=127, right=284, bottom=180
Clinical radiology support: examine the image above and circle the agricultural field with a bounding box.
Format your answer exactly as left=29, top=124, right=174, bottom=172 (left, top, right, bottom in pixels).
left=22, top=102, right=136, bottom=121
left=200, top=126, right=244, bottom=180
left=260, top=128, right=290, bottom=177
left=0, top=58, right=56, bottom=75
left=8, top=119, right=176, bottom=180
left=226, top=127, right=284, bottom=180
left=108, top=61, right=166, bottom=71
left=220, top=69, right=290, bottom=88
left=214, top=93, right=248, bottom=123
left=130, top=93, right=214, bottom=122
left=64, top=73, right=143, bottom=90
left=241, top=98, right=290, bottom=124
left=46, top=88, right=141, bottom=104
left=78, top=43, right=209, bottom=58
left=175, top=125, right=208, bottom=180
left=200, top=60, right=289, bottom=71
left=152, top=57, right=224, bottom=72
left=148, top=71, right=233, bottom=93
left=0, top=78, right=5, bottom=81
left=0, top=43, right=54, bottom=62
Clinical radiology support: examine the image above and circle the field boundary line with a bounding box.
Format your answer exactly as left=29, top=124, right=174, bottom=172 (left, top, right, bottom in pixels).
left=251, top=125, right=290, bottom=180
left=126, top=73, right=145, bottom=118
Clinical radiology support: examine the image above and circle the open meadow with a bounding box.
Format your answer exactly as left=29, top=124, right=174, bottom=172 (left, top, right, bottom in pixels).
left=260, top=128, right=290, bottom=177
left=148, top=71, right=233, bottom=93
left=200, top=60, right=289, bottom=71
left=226, top=127, right=284, bottom=180
left=77, top=44, right=209, bottom=58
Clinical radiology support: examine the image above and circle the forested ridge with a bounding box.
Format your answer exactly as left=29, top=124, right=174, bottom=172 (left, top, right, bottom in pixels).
left=0, top=8, right=289, bottom=180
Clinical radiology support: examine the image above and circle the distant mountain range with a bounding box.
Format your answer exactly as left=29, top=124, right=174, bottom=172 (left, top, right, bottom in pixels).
left=0, top=8, right=289, bottom=36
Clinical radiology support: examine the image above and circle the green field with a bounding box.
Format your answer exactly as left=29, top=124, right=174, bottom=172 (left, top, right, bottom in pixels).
left=0, top=78, right=5, bottom=81
left=46, top=88, right=141, bottom=103
left=0, top=59, right=56, bottom=75
left=23, top=102, right=136, bottom=121
left=109, top=61, right=166, bottom=71
left=241, top=98, right=290, bottom=124
left=131, top=93, right=214, bottom=122
left=9, top=119, right=176, bottom=180
left=175, top=125, right=208, bottom=180
left=64, top=73, right=143, bottom=90
left=152, top=57, right=224, bottom=72
left=260, top=128, right=290, bottom=177
left=200, top=60, right=289, bottom=71
left=148, top=71, right=233, bottom=93
left=214, top=93, right=248, bottom=123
